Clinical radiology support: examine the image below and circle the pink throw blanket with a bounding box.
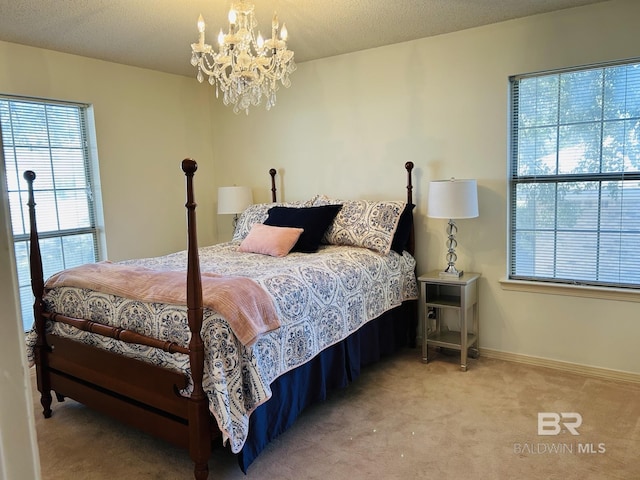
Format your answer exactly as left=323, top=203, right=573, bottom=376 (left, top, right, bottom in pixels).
left=44, top=262, right=280, bottom=346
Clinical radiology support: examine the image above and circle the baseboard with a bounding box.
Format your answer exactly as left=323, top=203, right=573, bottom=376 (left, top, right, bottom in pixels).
left=479, top=348, right=640, bottom=384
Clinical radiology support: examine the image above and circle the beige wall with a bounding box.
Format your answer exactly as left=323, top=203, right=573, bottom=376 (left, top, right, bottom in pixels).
left=1, top=0, right=639, bottom=475
left=212, top=0, right=640, bottom=375
left=0, top=41, right=220, bottom=260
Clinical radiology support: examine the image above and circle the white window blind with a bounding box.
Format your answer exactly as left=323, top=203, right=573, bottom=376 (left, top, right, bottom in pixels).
left=509, top=60, right=640, bottom=288
left=0, top=96, right=101, bottom=330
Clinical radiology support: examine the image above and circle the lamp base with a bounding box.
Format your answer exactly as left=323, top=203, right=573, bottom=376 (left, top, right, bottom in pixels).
left=439, top=270, right=464, bottom=279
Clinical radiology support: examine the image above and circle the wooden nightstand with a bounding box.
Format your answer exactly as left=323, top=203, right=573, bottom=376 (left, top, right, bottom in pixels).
left=418, top=271, right=480, bottom=371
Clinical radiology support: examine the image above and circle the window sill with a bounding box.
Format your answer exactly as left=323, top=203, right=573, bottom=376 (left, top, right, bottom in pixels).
left=499, top=278, right=640, bottom=303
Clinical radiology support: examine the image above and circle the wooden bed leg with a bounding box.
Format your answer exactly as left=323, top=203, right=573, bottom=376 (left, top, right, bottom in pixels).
left=193, top=464, right=208, bottom=480
left=36, top=373, right=53, bottom=418
left=34, top=329, right=53, bottom=418
left=41, top=396, right=53, bottom=418
left=189, top=400, right=211, bottom=480
left=55, top=392, right=65, bottom=403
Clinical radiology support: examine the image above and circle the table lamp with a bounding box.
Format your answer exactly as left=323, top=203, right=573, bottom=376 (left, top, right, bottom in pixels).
left=217, top=186, right=253, bottom=228
left=427, top=178, right=479, bottom=278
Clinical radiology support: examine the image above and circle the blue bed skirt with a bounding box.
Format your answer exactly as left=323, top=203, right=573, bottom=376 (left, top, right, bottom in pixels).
left=238, top=300, right=416, bottom=472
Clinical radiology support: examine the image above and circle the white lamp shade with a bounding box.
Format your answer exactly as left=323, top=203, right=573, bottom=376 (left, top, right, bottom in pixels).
left=217, top=186, right=253, bottom=215
left=427, top=179, right=479, bottom=219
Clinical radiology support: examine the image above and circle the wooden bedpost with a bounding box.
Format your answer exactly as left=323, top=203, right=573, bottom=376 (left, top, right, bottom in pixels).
left=404, top=161, right=418, bottom=347
left=181, top=159, right=211, bottom=480
left=24, top=170, right=53, bottom=418
left=405, top=161, right=415, bottom=256
left=269, top=168, right=277, bottom=202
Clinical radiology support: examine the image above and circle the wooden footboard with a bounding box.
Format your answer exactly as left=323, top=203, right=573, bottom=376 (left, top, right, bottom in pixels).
left=46, top=333, right=192, bottom=445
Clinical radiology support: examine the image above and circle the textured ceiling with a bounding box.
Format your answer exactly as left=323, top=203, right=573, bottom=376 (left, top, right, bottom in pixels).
left=0, top=0, right=607, bottom=77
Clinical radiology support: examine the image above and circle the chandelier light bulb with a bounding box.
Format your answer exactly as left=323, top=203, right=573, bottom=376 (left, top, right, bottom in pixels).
left=257, top=32, right=264, bottom=49
left=280, top=23, right=288, bottom=41
left=217, top=29, right=225, bottom=46
left=228, top=8, right=237, bottom=25
left=196, top=15, right=206, bottom=47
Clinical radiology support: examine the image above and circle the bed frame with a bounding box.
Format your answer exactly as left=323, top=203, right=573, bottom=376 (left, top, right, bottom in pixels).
left=25, top=160, right=416, bottom=480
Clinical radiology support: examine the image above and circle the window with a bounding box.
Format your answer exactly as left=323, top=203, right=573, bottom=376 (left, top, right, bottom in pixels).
left=509, top=60, right=640, bottom=289
left=0, top=96, right=103, bottom=330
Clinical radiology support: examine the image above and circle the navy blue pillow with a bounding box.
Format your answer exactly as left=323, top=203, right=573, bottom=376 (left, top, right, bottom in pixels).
left=264, top=205, right=342, bottom=253
left=391, top=203, right=415, bottom=254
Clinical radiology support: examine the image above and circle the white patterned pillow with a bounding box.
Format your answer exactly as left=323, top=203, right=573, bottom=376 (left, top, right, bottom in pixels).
left=232, top=200, right=311, bottom=241
left=312, top=195, right=406, bottom=255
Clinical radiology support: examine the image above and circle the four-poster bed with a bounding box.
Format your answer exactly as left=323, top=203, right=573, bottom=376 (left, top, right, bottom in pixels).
left=25, top=159, right=418, bottom=479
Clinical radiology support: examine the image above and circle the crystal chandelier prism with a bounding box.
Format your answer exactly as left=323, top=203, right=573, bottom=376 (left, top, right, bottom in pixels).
left=190, top=1, right=296, bottom=114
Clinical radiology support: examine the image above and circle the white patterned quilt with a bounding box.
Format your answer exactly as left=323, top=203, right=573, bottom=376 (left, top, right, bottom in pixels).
left=29, top=242, right=418, bottom=453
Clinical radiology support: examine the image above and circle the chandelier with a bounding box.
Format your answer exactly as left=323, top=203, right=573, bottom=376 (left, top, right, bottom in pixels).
left=190, top=1, right=296, bottom=114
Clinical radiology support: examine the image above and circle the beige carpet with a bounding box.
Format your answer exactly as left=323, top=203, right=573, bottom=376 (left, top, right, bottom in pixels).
left=32, top=349, right=640, bottom=480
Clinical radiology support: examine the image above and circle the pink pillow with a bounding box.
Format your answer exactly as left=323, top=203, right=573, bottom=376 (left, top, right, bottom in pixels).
left=238, top=223, right=304, bottom=257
